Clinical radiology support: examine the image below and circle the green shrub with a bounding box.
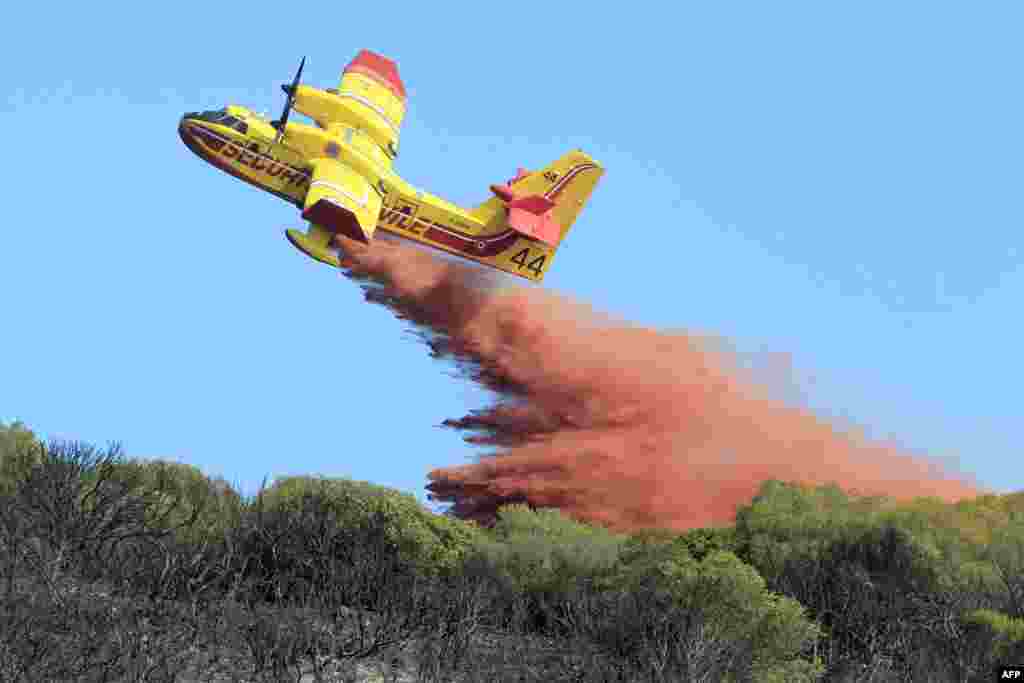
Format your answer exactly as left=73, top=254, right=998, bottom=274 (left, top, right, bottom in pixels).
left=598, top=541, right=822, bottom=681
left=478, top=504, right=626, bottom=592
left=734, top=480, right=886, bottom=583
left=468, top=505, right=627, bottom=634
left=0, top=421, right=42, bottom=496
left=253, top=475, right=483, bottom=576
left=93, top=458, right=245, bottom=545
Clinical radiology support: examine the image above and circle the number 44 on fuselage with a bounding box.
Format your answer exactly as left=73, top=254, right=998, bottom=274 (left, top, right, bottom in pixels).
left=178, top=50, right=604, bottom=282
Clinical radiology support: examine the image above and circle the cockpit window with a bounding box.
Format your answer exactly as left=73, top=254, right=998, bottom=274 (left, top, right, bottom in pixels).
left=222, top=116, right=248, bottom=134
left=198, top=109, right=227, bottom=122
left=196, top=109, right=247, bottom=134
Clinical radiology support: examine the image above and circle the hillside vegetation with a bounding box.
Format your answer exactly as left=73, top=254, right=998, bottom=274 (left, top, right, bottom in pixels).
left=1, top=420, right=1022, bottom=682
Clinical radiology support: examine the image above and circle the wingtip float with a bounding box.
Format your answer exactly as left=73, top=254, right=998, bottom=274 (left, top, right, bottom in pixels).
left=179, top=50, right=604, bottom=282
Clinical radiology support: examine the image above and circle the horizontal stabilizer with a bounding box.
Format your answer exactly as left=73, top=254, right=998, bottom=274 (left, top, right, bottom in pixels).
left=508, top=195, right=556, bottom=215
left=507, top=194, right=560, bottom=246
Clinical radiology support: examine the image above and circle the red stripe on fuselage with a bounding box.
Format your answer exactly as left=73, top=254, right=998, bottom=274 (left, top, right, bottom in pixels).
left=180, top=122, right=309, bottom=206
left=384, top=162, right=599, bottom=257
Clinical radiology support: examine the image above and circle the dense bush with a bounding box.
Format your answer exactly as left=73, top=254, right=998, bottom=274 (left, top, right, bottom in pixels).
left=255, top=474, right=484, bottom=576
left=591, top=531, right=823, bottom=681
left=472, top=504, right=626, bottom=632
left=734, top=479, right=1024, bottom=680
left=102, top=458, right=246, bottom=546
left=464, top=505, right=822, bottom=680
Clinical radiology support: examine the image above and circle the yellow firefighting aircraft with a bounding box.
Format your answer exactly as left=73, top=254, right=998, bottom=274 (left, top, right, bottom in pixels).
left=178, top=51, right=604, bottom=282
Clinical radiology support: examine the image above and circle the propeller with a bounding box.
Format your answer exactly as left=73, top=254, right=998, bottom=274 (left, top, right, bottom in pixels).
left=271, top=56, right=306, bottom=145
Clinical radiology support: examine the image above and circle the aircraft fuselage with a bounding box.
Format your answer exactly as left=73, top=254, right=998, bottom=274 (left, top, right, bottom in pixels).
left=178, top=105, right=497, bottom=245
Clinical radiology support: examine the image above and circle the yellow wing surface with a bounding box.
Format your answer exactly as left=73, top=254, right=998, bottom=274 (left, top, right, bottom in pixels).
left=336, top=50, right=406, bottom=155
left=286, top=158, right=381, bottom=267
left=288, top=50, right=406, bottom=162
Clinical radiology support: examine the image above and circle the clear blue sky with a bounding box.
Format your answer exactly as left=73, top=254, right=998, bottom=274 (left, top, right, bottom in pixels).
left=3, top=3, right=1021, bottom=502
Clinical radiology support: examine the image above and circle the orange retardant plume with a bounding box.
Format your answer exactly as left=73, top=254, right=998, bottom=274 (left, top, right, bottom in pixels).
left=337, top=237, right=982, bottom=532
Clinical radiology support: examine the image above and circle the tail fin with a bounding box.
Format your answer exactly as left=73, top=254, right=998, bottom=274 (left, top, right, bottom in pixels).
left=472, top=149, right=604, bottom=246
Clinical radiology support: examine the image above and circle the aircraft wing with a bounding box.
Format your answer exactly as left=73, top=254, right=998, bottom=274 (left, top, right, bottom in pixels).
left=300, top=158, right=381, bottom=244
left=338, top=50, right=406, bottom=155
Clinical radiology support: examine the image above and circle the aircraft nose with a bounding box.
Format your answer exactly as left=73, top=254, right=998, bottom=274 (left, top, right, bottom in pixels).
left=178, top=114, right=200, bottom=150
